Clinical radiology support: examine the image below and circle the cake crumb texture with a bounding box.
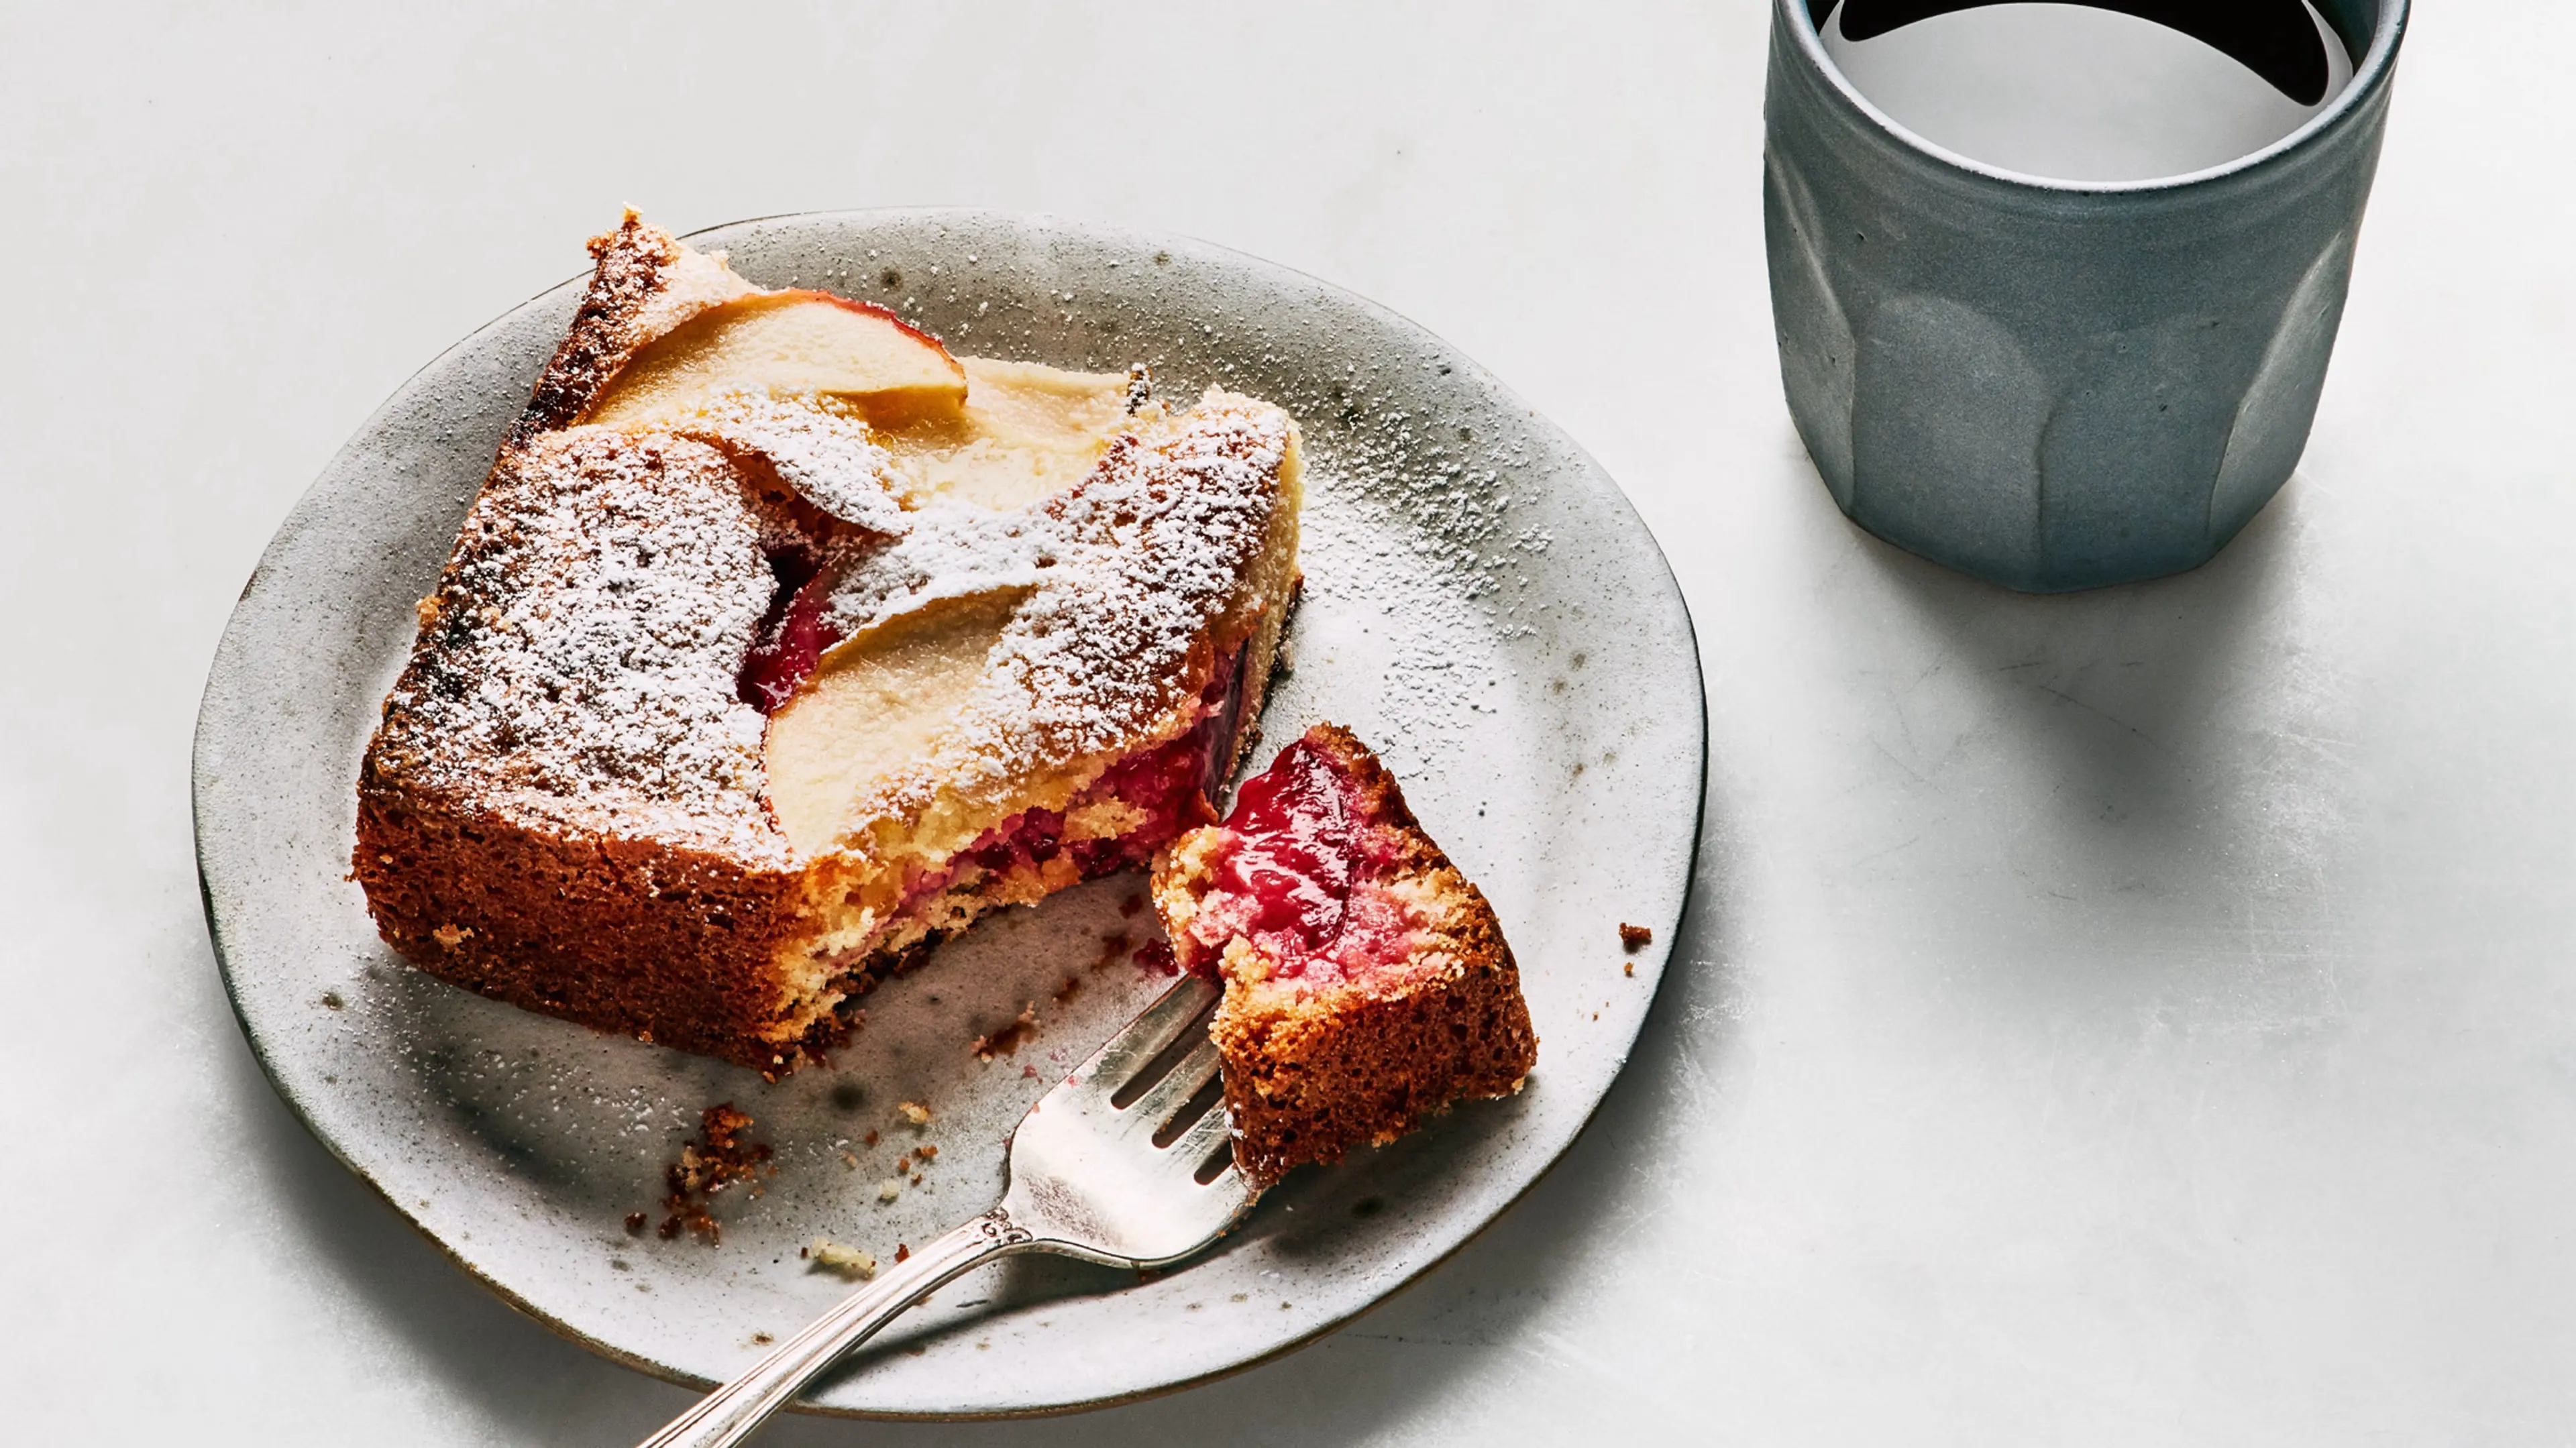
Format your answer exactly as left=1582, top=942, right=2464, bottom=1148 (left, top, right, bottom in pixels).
left=1153, top=724, right=1537, bottom=1184
left=810, top=1237, right=877, bottom=1278
left=655, top=1103, right=773, bottom=1244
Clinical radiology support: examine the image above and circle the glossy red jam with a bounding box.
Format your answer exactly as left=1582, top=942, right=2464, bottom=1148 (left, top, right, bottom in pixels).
left=1216, top=737, right=1363, bottom=953
left=738, top=550, right=841, bottom=713
left=1181, top=732, right=1419, bottom=985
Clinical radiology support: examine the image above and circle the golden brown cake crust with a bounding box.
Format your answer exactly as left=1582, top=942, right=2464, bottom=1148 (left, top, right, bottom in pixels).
left=354, top=788, right=810, bottom=1066
left=1153, top=724, right=1539, bottom=1184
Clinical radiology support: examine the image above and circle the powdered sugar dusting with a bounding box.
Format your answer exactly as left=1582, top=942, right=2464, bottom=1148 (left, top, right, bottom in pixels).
left=365, top=216, right=1299, bottom=980
left=675, top=393, right=907, bottom=535
left=375, top=382, right=1293, bottom=866
left=813, top=508, right=1047, bottom=634
left=797, top=390, right=1295, bottom=816
left=1205, top=359, right=1534, bottom=793
left=372, top=429, right=784, bottom=858
left=1007, top=396, right=1291, bottom=754
left=1283, top=457, right=1505, bottom=787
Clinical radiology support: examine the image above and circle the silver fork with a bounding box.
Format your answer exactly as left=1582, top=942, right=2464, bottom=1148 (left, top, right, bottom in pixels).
left=637, top=973, right=1248, bottom=1448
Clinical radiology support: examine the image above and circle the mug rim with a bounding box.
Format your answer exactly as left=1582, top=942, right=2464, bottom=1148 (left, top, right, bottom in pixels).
left=1776, top=0, right=2409, bottom=194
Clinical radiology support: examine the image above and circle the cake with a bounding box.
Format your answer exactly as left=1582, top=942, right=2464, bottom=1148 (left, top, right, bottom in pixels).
left=354, top=213, right=1301, bottom=1072
left=1149, top=724, right=1538, bottom=1184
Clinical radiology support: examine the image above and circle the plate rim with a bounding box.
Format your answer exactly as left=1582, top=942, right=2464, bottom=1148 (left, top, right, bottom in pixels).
left=194, top=206, right=1709, bottom=1418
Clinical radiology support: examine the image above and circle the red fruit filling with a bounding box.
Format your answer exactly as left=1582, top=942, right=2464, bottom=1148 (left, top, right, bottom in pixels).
left=738, top=549, right=841, bottom=712
left=890, top=647, right=1251, bottom=921
left=1175, top=734, right=1420, bottom=985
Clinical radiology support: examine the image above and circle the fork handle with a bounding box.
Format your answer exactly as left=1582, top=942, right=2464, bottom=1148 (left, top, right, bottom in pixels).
left=635, top=1206, right=1036, bottom=1448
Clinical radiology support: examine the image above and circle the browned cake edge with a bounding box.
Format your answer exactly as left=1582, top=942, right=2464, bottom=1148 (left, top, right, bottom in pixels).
left=353, top=782, right=821, bottom=1069
left=355, top=213, right=804, bottom=1070
left=509, top=210, right=752, bottom=447
left=1158, top=724, right=1540, bottom=1185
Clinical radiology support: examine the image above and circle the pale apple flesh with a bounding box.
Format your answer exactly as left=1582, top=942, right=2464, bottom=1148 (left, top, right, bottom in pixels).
left=877, top=357, right=1138, bottom=511
left=609, top=289, right=1161, bottom=857
left=761, top=588, right=1027, bottom=857
left=755, top=357, right=1145, bottom=853
left=584, top=290, right=968, bottom=431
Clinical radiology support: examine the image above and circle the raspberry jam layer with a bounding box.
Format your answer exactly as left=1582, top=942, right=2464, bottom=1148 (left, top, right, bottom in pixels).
left=890, top=645, right=1250, bottom=921
left=1181, top=732, right=1419, bottom=985
left=1223, top=737, right=1366, bottom=952
left=738, top=549, right=840, bottom=712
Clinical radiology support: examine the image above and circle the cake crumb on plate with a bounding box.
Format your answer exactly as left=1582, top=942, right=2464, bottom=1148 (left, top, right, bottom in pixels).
left=810, top=1237, right=877, bottom=1279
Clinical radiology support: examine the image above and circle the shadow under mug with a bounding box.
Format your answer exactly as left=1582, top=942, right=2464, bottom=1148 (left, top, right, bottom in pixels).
left=1763, top=0, right=2408, bottom=593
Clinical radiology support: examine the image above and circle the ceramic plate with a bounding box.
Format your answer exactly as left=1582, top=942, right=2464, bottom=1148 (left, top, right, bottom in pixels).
left=194, top=210, right=1704, bottom=1418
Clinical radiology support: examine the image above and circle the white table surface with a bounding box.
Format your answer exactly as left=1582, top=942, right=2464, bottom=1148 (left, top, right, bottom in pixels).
left=6, top=3, right=2572, bottom=1443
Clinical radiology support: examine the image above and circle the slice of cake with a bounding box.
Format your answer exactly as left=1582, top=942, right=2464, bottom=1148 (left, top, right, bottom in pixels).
left=355, top=213, right=1301, bottom=1072
left=1148, top=724, right=1538, bottom=1184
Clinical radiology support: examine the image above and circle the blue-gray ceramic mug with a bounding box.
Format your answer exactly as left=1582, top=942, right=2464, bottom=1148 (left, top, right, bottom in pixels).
left=1764, top=0, right=2407, bottom=592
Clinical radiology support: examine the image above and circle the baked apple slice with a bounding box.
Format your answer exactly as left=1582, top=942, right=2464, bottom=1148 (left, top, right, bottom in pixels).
left=584, top=290, right=969, bottom=430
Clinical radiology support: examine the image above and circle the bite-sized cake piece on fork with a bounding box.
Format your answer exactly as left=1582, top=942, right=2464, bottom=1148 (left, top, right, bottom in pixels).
left=1149, top=724, right=1538, bottom=1184
left=354, top=213, right=1301, bottom=1073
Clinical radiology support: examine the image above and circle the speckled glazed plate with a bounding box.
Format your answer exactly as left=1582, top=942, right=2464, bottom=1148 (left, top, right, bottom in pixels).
left=194, top=210, right=1704, bottom=1418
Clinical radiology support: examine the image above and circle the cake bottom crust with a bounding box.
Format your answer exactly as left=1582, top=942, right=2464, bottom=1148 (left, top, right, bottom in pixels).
left=1214, top=929, right=1537, bottom=1184
left=354, top=788, right=814, bottom=1070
